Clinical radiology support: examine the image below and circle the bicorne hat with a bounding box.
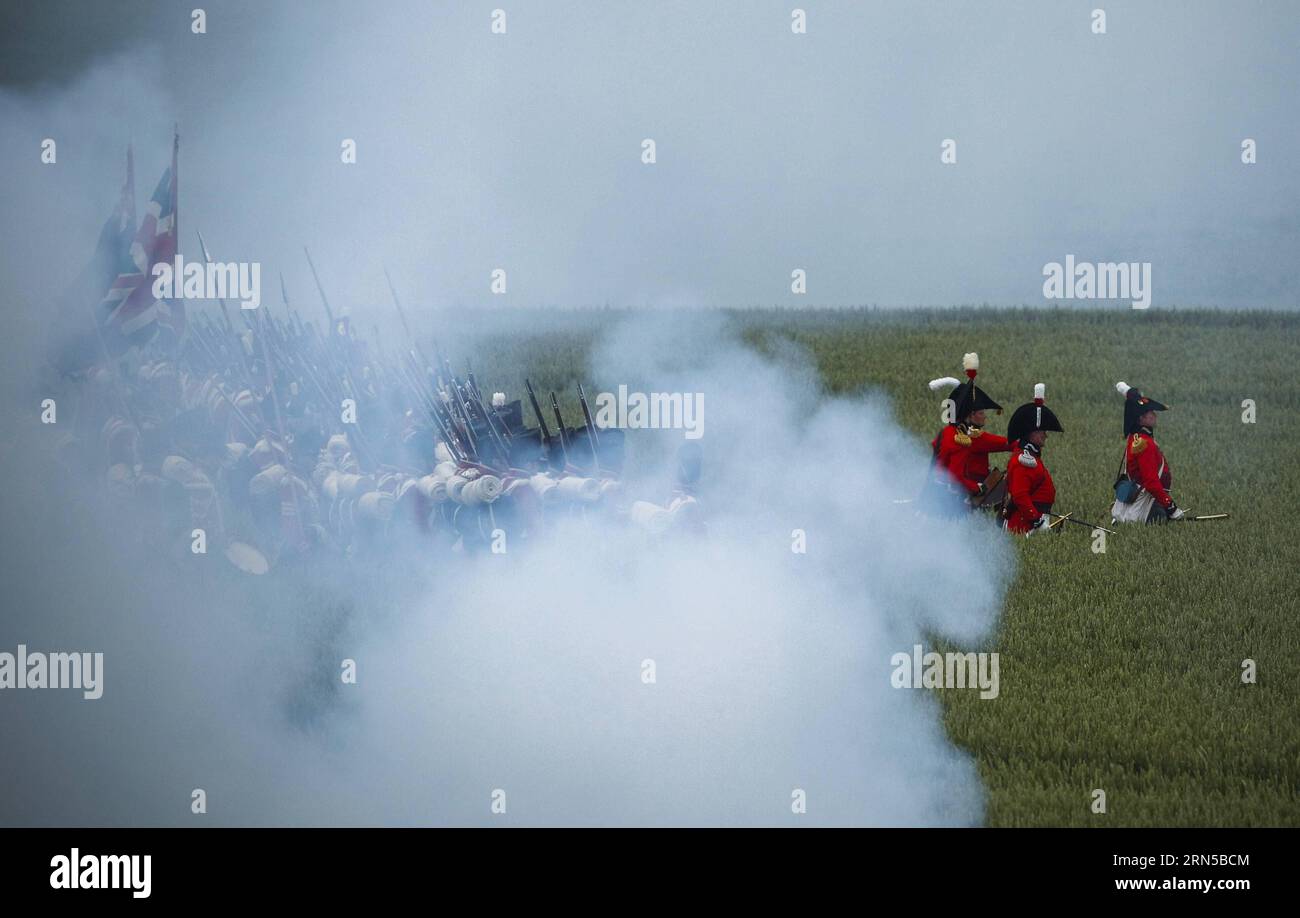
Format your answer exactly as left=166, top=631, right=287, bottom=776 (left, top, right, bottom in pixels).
left=1007, top=383, right=1064, bottom=444
left=1116, top=382, right=1168, bottom=436
left=928, top=352, right=1001, bottom=420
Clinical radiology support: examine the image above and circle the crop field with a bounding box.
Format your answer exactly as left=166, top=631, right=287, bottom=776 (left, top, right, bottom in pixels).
left=445, top=305, right=1300, bottom=827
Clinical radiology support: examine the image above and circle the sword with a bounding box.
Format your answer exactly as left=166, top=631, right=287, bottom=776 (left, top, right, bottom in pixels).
left=1185, top=513, right=1230, bottom=522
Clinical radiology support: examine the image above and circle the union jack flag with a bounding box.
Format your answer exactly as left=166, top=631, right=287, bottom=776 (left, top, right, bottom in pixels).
left=98, top=131, right=183, bottom=352
left=48, top=144, right=138, bottom=371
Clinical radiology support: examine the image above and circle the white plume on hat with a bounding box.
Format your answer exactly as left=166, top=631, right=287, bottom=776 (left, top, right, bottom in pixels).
left=928, top=376, right=960, bottom=391
left=491, top=392, right=506, bottom=408
left=1115, top=381, right=1131, bottom=396
left=962, top=353, right=979, bottom=372
left=1033, top=383, right=1045, bottom=400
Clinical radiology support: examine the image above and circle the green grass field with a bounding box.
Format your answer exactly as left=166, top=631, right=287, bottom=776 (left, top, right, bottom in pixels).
left=449, top=305, right=1299, bottom=827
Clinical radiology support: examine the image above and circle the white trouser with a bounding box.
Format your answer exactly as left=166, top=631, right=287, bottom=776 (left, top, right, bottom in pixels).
left=1111, top=490, right=1156, bottom=524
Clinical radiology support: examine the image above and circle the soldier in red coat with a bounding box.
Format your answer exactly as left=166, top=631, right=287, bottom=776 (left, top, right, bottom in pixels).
left=925, top=352, right=1010, bottom=512
left=1002, top=383, right=1064, bottom=535
left=1112, top=382, right=1184, bottom=523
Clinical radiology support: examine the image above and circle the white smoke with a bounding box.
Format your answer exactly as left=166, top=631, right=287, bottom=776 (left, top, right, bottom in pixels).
left=1, top=312, right=1013, bottom=827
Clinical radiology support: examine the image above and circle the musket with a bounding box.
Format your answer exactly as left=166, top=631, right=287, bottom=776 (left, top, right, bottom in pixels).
left=466, top=383, right=512, bottom=466
left=1184, top=513, right=1230, bottom=522
left=576, top=382, right=600, bottom=468
left=524, top=378, right=553, bottom=445
left=392, top=358, right=443, bottom=450
left=191, top=319, right=228, bottom=372
left=183, top=321, right=219, bottom=373
left=383, top=263, right=431, bottom=367
left=441, top=364, right=484, bottom=458
left=296, top=357, right=340, bottom=414
left=197, top=232, right=230, bottom=334
left=549, top=391, right=570, bottom=466
left=195, top=230, right=237, bottom=332
left=453, top=381, right=493, bottom=460
left=198, top=235, right=304, bottom=534
left=303, top=246, right=336, bottom=332
left=214, top=385, right=261, bottom=439
left=1047, top=512, right=1115, bottom=535
left=410, top=350, right=444, bottom=414
left=255, top=305, right=306, bottom=543
left=443, top=370, right=469, bottom=423
left=195, top=233, right=255, bottom=354
left=432, top=338, right=448, bottom=388
left=281, top=300, right=377, bottom=470
left=419, top=382, right=469, bottom=464
left=455, top=359, right=511, bottom=449
left=281, top=272, right=305, bottom=341
left=437, top=357, right=457, bottom=406
left=302, top=247, right=372, bottom=461
left=381, top=265, right=469, bottom=461
left=437, top=371, right=479, bottom=459
left=399, top=351, right=467, bottom=462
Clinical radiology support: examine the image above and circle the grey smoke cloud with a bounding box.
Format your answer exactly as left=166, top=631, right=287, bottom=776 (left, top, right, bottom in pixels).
left=1, top=0, right=1297, bottom=312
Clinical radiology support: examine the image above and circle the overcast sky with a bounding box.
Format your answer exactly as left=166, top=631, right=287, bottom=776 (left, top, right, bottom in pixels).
left=2, top=0, right=1297, bottom=312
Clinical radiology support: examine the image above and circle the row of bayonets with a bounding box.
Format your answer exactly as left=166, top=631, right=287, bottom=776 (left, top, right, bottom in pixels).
left=184, top=233, right=602, bottom=475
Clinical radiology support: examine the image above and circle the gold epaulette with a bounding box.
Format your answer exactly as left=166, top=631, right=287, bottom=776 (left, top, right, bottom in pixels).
left=1129, top=434, right=1147, bottom=455
left=955, top=432, right=972, bottom=447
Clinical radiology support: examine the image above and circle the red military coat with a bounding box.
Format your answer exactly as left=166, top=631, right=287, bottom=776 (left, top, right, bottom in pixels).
left=931, top=425, right=1010, bottom=495
left=1125, top=428, right=1173, bottom=510
left=963, top=429, right=1010, bottom=488
left=1004, top=443, right=1055, bottom=533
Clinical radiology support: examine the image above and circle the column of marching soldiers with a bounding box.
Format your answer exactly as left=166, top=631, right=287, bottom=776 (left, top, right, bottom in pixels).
left=53, top=297, right=706, bottom=575
left=921, top=351, right=1206, bottom=533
